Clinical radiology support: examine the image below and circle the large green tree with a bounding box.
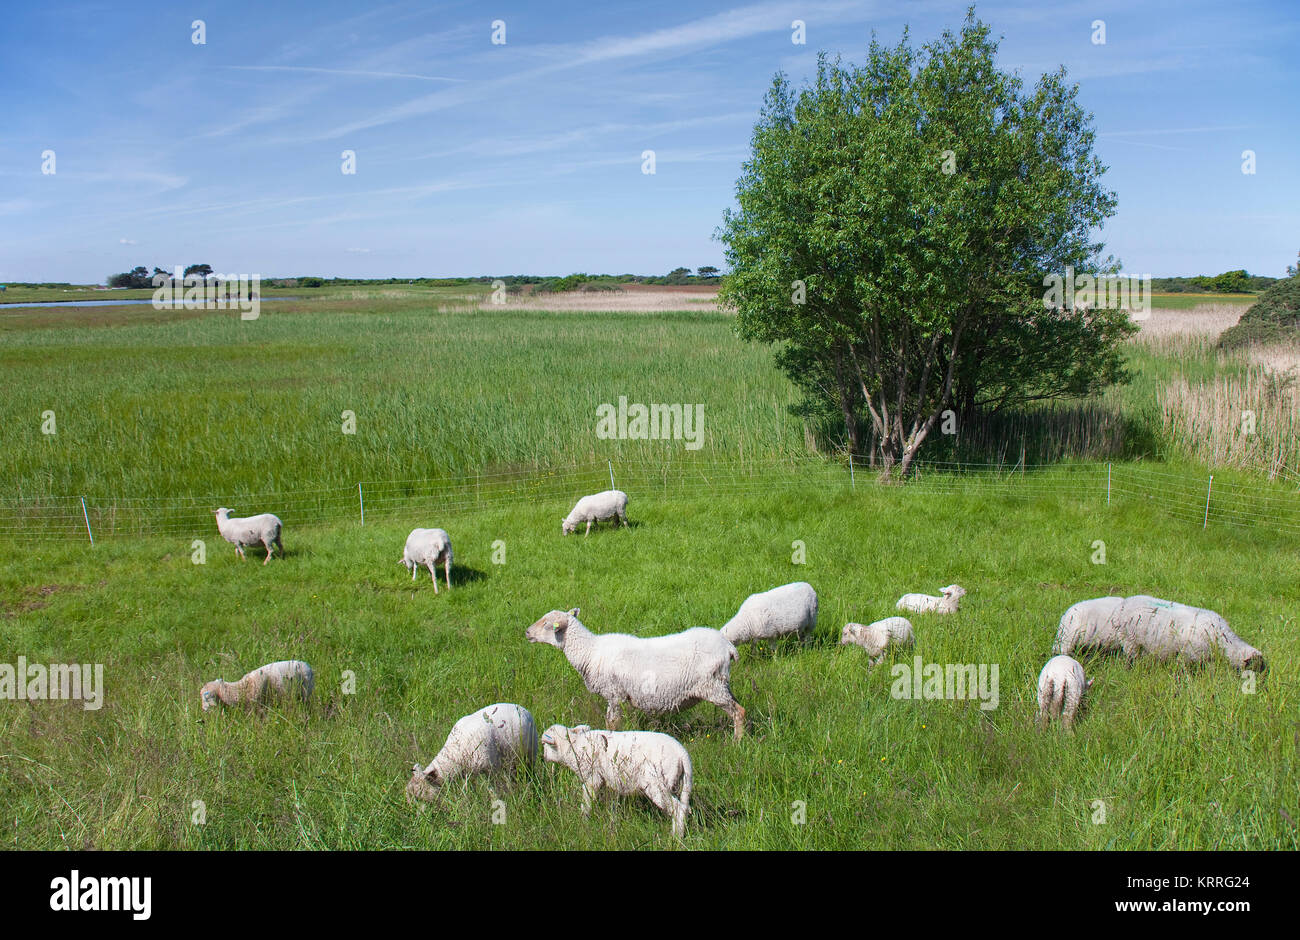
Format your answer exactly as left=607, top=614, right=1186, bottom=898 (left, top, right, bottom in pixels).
left=718, top=13, right=1135, bottom=476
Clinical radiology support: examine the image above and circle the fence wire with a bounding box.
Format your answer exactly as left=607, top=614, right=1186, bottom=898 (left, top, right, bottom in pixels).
left=2, top=456, right=1298, bottom=542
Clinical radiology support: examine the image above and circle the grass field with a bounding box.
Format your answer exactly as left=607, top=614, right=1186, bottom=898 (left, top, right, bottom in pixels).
left=1, top=286, right=1296, bottom=850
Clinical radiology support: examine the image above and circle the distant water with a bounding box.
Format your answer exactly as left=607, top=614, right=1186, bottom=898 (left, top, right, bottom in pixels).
left=0, top=297, right=297, bottom=309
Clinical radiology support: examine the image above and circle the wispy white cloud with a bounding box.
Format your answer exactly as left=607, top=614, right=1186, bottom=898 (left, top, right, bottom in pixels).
left=226, top=65, right=467, bottom=84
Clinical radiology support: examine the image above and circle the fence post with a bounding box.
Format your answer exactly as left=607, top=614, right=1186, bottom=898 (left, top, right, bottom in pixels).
left=608, top=460, right=615, bottom=491
left=80, top=496, right=93, bottom=546
left=1106, top=463, right=1111, bottom=507
left=358, top=482, right=365, bottom=526
left=1202, top=474, right=1213, bottom=529
left=849, top=453, right=855, bottom=489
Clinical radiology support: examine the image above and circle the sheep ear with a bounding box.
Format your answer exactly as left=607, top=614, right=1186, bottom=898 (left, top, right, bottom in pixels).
left=568, top=607, right=580, bottom=618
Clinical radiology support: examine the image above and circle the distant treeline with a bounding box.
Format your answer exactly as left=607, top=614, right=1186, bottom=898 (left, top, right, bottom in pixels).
left=1151, top=271, right=1277, bottom=293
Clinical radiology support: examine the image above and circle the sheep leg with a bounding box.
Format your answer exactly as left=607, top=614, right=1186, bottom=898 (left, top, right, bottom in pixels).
left=427, top=563, right=439, bottom=594
left=642, top=782, right=685, bottom=836
left=709, top=690, right=745, bottom=740
left=605, top=699, right=623, bottom=730
left=410, top=562, right=418, bottom=582
left=620, top=512, right=628, bottom=528
left=581, top=782, right=596, bottom=818
left=585, top=519, right=592, bottom=536
left=235, top=544, right=245, bottom=560
left=444, top=556, right=452, bottom=592
left=262, top=537, right=274, bottom=565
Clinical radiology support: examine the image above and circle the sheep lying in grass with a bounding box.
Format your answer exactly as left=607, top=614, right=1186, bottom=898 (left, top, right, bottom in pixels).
left=540, top=724, right=693, bottom=837
left=406, top=703, right=537, bottom=803
left=720, top=582, right=818, bottom=646
left=200, top=660, right=314, bottom=711
left=213, top=507, right=283, bottom=565
left=562, top=490, right=629, bottom=536
left=1053, top=594, right=1265, bottom=673
left=1052, top=597, right=1125, bottom=657
left=896, top=584, right=965, bottom=614
left=525, top=607, right=746, bottom=739
left=840, top=617, right=914, bottom=664
left=1036, top=655, right=1091, bottom=731
left=399, top=527, right=453, bottom=593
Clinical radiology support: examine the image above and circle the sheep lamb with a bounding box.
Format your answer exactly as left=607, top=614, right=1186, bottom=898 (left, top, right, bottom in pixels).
left=1036, top=655, right=1091, bottom=730
left=525, top=607, right=746, bottom=739
left=562, top=490, right=629, bottom=536
left=213, top=507, right=283, bottom=565
left=1054, top=594, right=1265, bottom=673
left=896, top=584, right=965, bottom=614
left=840, top=616, right=914, bottom=664
left=720, top=581, right=818, bottom=646
left=399, top=527, right=453, bottom=593
left=540, top=724, right=693, bottom=837
left=406, top=702, right=538, bottom=803
left=200, top=660, right=314, bottom=711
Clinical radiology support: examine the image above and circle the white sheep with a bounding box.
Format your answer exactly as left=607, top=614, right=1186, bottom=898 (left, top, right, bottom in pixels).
left=1036, top=655, right=1091, bottom=730
left=212, top=507, right=283, bottom=565
left=200, top=660, right=314, bottom=711
left=562, top=489, right=629, bottom=536
left=840, top=616, right=914, bottom=664
left=540, top=724, right=693, bottom=837
left=896, top=584, right=966, bottom=614
left=720, top=582, right=818, bottom=646
left=1054, top=594, right=1265, bottom=673
left=399, top=527, right=453, bottom=593
left=1051, top=597, right=1126, bottom=657
left=525, top=607, right=746, bottom=739
left=406, top=703, right=538, bottom=803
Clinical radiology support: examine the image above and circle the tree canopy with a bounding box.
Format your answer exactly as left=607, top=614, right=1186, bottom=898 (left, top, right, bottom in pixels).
left=718, top=12, right=1136, bottom=476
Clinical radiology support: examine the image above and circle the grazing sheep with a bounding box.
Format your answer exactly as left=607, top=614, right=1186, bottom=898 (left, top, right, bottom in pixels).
left=720, top=582, right=818, bottom=646
left=200, top=660, right=314, bottom=711
left=1036, top=655, right=1091, bottom=730
left=840, top=616, right=914, bottom=664
left=213, top=508, right=283, bottom=565
left=1051, top=597, right=1126, bottom=657
left=896, top=584, right=966, bottom=614
left=399, top=527, right=453, bottom=593
left=562, top=490, right=629, bottom=536
left=540, top=724, right=693, bottom=837
left=1054, top=595, right=1265, bottom=673
left=406, top=703, right=538, bottom=803
left=525, top=607, right=746, bottom=739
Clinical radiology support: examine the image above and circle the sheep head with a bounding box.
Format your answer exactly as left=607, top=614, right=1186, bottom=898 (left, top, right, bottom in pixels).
left=405, top=764, right=441, bottom=803
left=525, top=608, right=580, bottom=648
left=840, top=624, right=863, bottom=645
left=561, top=516, right=576, bottom=535
left=540, top=723, right=594, bottom=767
left=199, top=680, right=223, bottom=711
left=941, top=585, right=966, bottom=600
left=212, top=508, right=231, bottom=521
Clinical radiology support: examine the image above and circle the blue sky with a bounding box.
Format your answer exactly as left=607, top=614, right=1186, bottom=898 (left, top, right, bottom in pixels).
left=1, top=0, right=1296, bottom=283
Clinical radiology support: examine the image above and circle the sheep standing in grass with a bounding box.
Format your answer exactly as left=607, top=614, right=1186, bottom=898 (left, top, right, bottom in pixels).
left=562, top=490, right=628, bottom=536
left=406, top=703, right=538, bottom=803
left=720, top=582, right=818, bottom=646
left=896, top=584, right=965, bottom=614
left=840, top=617, right=914, bottom=664
left=213, top=508, right=283, bottom=565
left=1036, top=655, right=1091, bottom=731
left=525, top=607, right=746, bottom=739
left=200, top=660, right=314, bottom=711
left=540, top=724, right=693, bottom=838
left=399, top=527, right=453, bottom=593
left=1054, top=595, right=1265, bottom=673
